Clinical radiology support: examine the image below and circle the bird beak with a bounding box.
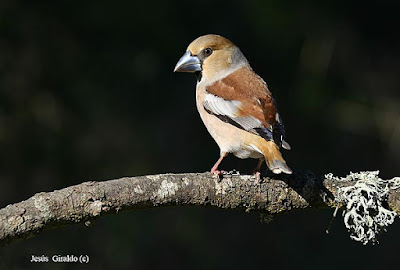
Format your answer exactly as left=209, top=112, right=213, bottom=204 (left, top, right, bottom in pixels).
left=174, top=51, right=201, bottom=72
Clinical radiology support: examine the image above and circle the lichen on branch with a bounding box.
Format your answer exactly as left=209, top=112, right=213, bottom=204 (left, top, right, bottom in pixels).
left=0, top=170, right=399, bottom=246
left=326, top=171, right=400, bottom=244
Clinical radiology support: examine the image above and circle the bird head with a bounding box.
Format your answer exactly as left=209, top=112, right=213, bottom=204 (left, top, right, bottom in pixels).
left=174, top=34, right=248, bottom=83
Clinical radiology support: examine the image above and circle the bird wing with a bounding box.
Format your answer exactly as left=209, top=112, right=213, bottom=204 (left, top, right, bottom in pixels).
left=204, top=67, right=290, bottom=150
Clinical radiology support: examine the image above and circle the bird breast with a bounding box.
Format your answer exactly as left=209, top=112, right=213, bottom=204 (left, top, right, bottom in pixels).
left=196, top=84, right=263, bottom=159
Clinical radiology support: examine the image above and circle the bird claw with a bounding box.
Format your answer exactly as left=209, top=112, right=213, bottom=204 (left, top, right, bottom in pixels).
left=211, top=169, right=229, bottom=183
left=252, top=171, right=263, bottom=184
left=211, top=169, right=227, bottom=176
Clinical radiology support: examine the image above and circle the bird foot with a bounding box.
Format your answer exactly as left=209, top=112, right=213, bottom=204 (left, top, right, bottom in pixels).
left=252, top=170, right=262, bottom=184
left=211, top=169, right=228, bottom=176
left=211, top=168, right=228, bottom=182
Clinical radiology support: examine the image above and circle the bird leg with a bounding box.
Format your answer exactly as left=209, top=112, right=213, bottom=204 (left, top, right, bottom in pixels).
left=211, top=152, right=228, bottom=176
left=252, top=157, right=264, bottom=182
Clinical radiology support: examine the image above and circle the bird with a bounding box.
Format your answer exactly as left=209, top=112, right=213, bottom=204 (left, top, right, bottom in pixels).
left=174, top=34, right=292, bottom=176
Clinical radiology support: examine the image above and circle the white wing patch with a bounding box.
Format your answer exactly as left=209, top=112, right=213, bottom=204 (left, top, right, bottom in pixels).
left=232, top=116, right=262, bottom=130
left=204, top=93, right=241, bottom=117
left=203, top=93, right=262, bottom=130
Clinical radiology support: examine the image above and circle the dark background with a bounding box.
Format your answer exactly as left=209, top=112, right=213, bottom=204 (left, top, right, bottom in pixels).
left=1, top=1, right=400, bottom=269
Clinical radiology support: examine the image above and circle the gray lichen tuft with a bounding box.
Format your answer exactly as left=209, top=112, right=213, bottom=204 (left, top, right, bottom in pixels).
left=326, top=171, right=398, bottom=244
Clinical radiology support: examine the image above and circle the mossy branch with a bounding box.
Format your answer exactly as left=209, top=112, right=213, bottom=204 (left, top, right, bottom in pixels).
left=0, top=170, right=399, bottom=246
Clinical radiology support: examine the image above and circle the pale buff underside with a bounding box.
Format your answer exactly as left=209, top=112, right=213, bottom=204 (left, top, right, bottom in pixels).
left=196, top=83, right=264, bottom=159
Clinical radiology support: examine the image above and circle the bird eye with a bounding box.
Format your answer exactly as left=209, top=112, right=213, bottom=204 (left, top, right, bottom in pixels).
left=203, top=47, right=213, bottom=57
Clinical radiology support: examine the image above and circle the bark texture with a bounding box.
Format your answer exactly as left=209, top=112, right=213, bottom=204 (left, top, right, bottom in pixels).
left=0, top=170, right=398, bottom=246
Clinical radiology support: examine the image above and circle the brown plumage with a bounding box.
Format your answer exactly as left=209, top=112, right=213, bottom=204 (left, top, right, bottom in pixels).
left=174, top=34, right=292, bottom=175
left=207, top=67, right=276, bottom=127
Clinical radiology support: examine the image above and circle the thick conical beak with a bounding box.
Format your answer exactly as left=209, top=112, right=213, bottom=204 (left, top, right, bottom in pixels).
left=174, top=51, right=201, bottom=72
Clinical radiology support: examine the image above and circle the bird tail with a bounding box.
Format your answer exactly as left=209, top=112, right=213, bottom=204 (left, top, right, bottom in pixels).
left=259, top=141, right=292, bottom=174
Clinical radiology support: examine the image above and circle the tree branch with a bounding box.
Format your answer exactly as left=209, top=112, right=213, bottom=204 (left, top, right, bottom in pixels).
left=1, top=170, right=399, bottom=246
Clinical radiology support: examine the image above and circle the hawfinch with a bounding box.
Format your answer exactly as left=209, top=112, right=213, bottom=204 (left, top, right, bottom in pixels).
left=174, top=34, right=292, bottom=175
